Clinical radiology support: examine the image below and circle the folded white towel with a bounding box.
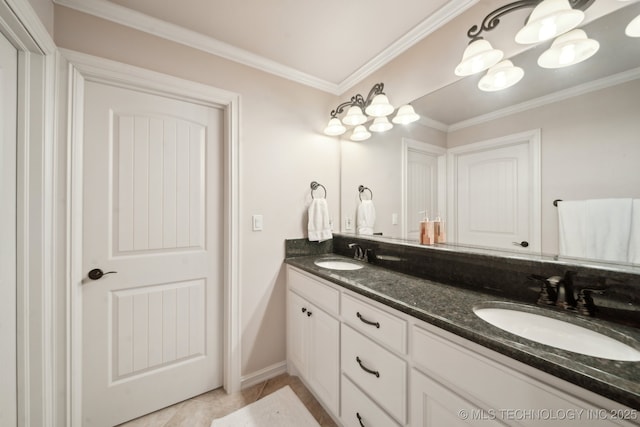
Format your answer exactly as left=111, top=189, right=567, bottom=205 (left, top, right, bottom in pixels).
left=585, top=198, right=632, bottom=263
left=558, top=200, right=587, bottom=258
left=558, top=198, right=633, bottom=263
left=628, top=199, right=640, bottom=264
left=357, top=199, right=376, bottom=235
left=307, top=198, right=332, bottom=242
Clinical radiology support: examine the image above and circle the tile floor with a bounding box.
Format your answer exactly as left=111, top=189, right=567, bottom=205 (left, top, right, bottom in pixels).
left=116, top=373, right=338, bottom=427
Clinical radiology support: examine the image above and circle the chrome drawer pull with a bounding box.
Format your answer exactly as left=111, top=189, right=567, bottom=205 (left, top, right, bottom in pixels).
left=356, top=356, right=380, bottom=378
left=356, top=412, right=366, bottom=427
left=356, top=312, right=380, bottom=328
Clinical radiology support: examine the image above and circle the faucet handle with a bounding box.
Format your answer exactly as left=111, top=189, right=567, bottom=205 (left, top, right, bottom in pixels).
left=575, top=288, right=605, bottom=316
left=528, top=274, right=558, bottom=305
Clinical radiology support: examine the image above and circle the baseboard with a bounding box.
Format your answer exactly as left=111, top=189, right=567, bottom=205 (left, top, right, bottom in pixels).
left=240, top=361, right=288, bottom=389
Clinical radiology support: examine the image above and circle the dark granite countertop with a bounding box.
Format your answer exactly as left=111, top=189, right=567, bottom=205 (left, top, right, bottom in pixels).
left=285, top=253, right=640, bottom=410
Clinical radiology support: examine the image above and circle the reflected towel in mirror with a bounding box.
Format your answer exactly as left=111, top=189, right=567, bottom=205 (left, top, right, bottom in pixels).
left=308, top=198, right=332, bottom=242
left=558, top=198, right=634, bottom=263
left=357, top=199, right=376, bottom=235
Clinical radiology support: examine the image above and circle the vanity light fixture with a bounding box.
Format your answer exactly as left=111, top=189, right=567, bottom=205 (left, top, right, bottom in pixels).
left=323, top=82, right=419, bottom=141
left=537, top=29, right=599, bottom=68
left=456, top=0, right=595, bottom=91
left=626, top=14, right=640, bottom=37
left=478, top=60, right=524, bottom=91
left=514, top=0, right=585, bottom=44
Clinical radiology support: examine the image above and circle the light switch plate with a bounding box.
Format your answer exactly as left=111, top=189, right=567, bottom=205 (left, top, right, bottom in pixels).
left=252, top=214, right=263, bottom=231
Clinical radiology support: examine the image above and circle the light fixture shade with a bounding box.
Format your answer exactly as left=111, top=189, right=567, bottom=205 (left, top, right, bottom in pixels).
left=350, top=125, right=371, bottom=141
left=342, top=106, right=367, bottom=126
left=455, top=39, right=504, bottom=76
left=369, top=116, right=393, bottom=133
left=392, top=104, right=420, bottom=124
left=478, top=60, right=524, bottom=92
left=365, top=94, right=394, bottom=117
left=626, top=14, right=640, bottom=37
left=323, top=118, right=346, bottom=136
left=515, top=0, right=584, bottom=44
left=537, top=29, right=599, bottom=68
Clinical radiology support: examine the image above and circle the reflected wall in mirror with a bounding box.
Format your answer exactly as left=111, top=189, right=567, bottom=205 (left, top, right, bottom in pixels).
left=340, top=0, right=640, bottom=266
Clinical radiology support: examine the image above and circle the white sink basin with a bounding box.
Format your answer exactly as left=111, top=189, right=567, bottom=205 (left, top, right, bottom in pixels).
left=473, top=305, right=640, bottom=361
left=314, top=259, right=363, bottom=271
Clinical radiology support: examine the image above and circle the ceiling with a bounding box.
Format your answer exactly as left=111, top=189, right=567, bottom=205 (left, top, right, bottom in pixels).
left=54, top=0, right=477, bottom=94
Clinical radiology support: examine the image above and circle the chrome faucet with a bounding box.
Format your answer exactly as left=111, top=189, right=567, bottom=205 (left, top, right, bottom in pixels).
left=348, top=243, right=368, bottom=262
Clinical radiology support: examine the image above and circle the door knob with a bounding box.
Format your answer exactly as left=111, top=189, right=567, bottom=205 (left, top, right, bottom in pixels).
left=88, top=268, right=117, bottom=280
left=512, top=241, right=529, bottom=248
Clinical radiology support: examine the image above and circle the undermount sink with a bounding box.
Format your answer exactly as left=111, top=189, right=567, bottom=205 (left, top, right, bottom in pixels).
left=473, top=303, right=640, bottom=361
left=314, top=259, right=363, bottom=271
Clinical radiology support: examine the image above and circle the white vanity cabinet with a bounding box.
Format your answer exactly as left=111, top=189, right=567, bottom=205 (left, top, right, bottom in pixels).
left=410, top=324, right=639, bottom=427
left=286, top=268, right=340, bottom=416
left=286, top=265, right=639, bottom=427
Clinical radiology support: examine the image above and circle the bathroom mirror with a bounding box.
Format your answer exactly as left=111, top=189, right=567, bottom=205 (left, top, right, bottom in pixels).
left=340, top=1, right=640, bottom=266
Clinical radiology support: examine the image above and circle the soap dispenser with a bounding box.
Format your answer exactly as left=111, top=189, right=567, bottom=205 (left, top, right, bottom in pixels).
left=433, top=214, right=446, bottom=243
left=419, top=211, right=434, bottom=245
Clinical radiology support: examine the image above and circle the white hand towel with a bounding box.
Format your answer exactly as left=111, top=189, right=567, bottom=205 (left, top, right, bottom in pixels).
left=628, top=199, right=640, bottom=264
left=558, top=198, right=633, bottom=263
left=585, top=198, right=632, bottom=263
left=558, top=200, right=587, bottom=259
left=307, top=198, right=332, bottom=242
left=357, top=199, right=376, bottom=235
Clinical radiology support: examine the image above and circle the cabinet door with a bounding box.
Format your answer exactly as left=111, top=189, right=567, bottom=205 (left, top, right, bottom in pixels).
left=308, top=306, right=340, bottom=415
left=411, top=369, right=507, bottom=427
left=287, top=290, right=309, bottom=376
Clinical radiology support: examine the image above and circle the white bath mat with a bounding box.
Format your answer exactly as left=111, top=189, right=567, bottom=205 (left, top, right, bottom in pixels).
left=210, top=385, right=320, bottom=427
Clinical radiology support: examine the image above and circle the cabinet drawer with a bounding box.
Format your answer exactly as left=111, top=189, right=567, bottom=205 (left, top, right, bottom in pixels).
left=287, top=267, right=339, bottom=315
left=342, top=375, right=400, bottom=427
left=342, top=293, right=407, bottom=354
left=342, top=325, right=406, bottom=424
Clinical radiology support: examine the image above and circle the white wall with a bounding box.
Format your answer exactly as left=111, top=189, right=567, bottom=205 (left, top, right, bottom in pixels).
left=53, top=5, right=341, bottom=379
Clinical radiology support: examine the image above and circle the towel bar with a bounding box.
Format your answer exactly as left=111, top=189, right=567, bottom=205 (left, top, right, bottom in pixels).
left=553, top=199, right=563, bottom=207
left=310, top=181, right=327, bottom=199
left=358, top=185, right=373, bottom=201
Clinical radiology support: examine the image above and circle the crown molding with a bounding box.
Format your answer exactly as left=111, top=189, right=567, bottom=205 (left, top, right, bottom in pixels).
left=448, top=66, right=640, bottom=132
left=54, top=0, right=477, bottom=96
left=337, top=0, right=479, bottom=93
left=54, top=0, right=342, bottom=93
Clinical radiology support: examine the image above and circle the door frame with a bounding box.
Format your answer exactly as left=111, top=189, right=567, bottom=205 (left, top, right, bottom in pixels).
left=0, top=1, right=58, bottom=426
left=446, top=129, right=541, bottom=251
left=62, top=49, right=241, bottom=426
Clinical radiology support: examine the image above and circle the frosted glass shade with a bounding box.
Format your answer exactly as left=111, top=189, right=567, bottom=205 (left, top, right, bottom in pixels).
left=365, top=94, right=394, bottom=117
left=369, top=116, right=393, bottom=133
left=515, top=0, right=584, bottom=44
left=455, top=39, right=504, bottom=76
left=342, top=106, right=367, bottom=125
left=350, top=125, right=371, bottom=141
left=478, top=60, right=524, bottom=92
left=538, top=29, right=599, bottom=68
left=626, top=14, right=640, bottom=37
left=323, top=118, right=346, bottom=136
left=392, top=104, right=420, bottom=124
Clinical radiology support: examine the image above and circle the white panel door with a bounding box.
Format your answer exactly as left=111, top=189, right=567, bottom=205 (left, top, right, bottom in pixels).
left=0, top=31, right=17, bottom=427
left=450, top=132, right=540, bottom=252
left=82, top=81, right=223, bottom=426
left=407, top=149, right=440, bottom=240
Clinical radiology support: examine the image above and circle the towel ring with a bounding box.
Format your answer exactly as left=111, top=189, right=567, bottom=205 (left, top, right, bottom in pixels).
left=358, top=185, right=373, bottom=201
left=553, top=199, right=563, bottom=207
left=310, top=181, right=327, bottom=199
